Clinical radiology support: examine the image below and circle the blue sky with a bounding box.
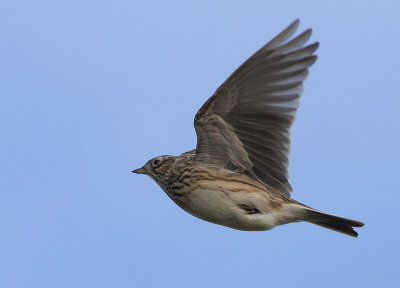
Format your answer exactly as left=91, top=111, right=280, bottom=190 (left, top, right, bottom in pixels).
left=1, top=1, right=399, bottom=287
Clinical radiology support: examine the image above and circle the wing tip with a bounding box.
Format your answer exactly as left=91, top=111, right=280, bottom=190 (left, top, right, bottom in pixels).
left=289, top=18, right=300, bottom=30
left=310, top=41, right=320, bottom=50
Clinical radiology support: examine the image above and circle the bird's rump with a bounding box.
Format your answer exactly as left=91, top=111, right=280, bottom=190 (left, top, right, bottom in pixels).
left=193, top=19, right=319, bottom=198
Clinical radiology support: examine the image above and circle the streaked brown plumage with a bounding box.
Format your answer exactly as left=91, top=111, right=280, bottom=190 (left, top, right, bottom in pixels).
left=133, top=20, right=364, bottom=237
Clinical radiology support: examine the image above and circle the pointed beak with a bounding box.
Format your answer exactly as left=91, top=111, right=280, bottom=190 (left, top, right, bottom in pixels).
left=132, top=167, right=147, bottom=174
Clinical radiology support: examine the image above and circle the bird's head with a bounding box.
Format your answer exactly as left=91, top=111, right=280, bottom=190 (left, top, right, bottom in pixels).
left=132, top=155, right=176, bottom=185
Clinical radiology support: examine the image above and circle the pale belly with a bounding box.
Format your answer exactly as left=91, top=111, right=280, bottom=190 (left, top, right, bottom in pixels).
left=178, top=187, right=296, bottom=231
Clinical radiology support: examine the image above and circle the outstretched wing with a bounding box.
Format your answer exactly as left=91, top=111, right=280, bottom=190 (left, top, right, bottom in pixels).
left=193, top=19, right=319, bottom=197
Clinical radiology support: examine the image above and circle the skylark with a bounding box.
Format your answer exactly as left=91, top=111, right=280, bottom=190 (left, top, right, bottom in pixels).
left=133, top=19, right=364, bottom=237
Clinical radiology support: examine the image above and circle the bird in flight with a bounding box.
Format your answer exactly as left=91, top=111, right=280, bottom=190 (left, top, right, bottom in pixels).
left=133, top=19, right=364, bottom=237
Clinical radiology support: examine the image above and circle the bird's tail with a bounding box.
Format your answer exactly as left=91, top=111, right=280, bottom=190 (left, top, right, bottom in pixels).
left=302, top=207, right=364, bottom=237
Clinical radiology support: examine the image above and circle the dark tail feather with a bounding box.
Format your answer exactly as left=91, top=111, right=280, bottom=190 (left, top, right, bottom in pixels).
left=304, top=208, right=364, bottom=237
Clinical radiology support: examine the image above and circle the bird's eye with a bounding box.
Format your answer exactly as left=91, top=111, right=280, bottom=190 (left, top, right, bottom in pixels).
left=152, top=158, right=161, bottom=167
